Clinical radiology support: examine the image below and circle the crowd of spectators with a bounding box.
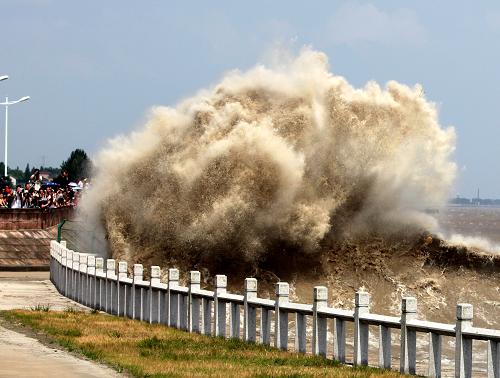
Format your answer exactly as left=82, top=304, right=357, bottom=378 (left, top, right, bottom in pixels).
left=0, top=169, right=90, bottom=209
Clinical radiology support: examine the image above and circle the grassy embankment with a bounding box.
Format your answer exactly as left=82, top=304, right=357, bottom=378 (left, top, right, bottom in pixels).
left=0, top=309, right=406, bottom=377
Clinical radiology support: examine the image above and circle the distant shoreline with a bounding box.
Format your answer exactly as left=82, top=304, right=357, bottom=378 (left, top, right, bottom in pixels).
left=446, top=204, right=500, bottom=208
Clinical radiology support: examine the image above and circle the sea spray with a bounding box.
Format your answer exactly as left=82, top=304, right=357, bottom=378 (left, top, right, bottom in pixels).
left=80, top=49, right=457, bottom=272
left=442, top=234, right=500, bottom=254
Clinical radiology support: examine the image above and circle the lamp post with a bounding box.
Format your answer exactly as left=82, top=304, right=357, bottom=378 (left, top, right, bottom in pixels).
left=0, top=96, right=30, bottom=177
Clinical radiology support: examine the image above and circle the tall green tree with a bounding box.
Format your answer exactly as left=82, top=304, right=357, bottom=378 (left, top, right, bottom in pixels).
left=60, top=149, right=92, bottom=181
left=23, top=163, right=31, bottom=181
left=8, top=166, right=24, bottom=181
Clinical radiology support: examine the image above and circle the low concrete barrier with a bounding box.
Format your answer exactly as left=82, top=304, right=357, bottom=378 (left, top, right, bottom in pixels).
left=50, top=240, right=500, bottom=377
left=0, top=207, right=75, bottom=230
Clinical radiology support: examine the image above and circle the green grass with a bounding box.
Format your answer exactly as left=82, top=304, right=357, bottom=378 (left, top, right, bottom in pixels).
left=29, top=304, right=51, bottom=312
left=0, top=309, right=406, bottom=377
left=64, top=305, right=81, bottom=313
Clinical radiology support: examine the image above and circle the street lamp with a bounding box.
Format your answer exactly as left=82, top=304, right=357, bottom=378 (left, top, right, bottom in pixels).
left=0, top=96, right=30, bottom=177
left=0, top=75, right=8, bottom=82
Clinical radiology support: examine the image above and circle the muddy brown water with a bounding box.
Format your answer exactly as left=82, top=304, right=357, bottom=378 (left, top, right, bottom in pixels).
left=212, top=206, right=500, bottom=377
left=103, top=206, right=500, bottom=377
left=286, top=206, right=500, bottom=377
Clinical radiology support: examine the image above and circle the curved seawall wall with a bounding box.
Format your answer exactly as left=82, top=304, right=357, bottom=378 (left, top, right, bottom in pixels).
left=0, top=207, right=75, bottom=230
left=0, top=207, right=75, bottom=270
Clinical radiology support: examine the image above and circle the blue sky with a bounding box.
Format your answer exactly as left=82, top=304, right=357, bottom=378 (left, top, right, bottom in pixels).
left=1, top=1, right=499, bottom=197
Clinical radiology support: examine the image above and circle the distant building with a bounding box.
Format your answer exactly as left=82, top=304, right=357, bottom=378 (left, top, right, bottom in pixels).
left=450, top=196, right=471, bottom=205
left=449, top=195, right=500, bottom=206
left=39, top=171, right=53, bottom=181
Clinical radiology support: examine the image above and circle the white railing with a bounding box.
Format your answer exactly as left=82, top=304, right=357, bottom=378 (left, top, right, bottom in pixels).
left=49, top=240, right=500, bottom=378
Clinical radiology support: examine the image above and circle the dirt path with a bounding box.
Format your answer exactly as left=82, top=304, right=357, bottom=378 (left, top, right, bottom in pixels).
left=0, top=271, right=122, bottom=378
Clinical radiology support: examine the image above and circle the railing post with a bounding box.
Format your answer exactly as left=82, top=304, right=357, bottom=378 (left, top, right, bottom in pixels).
left=49, top=241, right=54, bottom=283
left=105, top=259, right=116, bottom=314
left=95, top=257, right=104, bottom=310
left=117, top=261, right=128, bottom=316
left=230, top=302, right=240, bottom=339
left=274, top=282, right=289, bottom=350
left=312, top=286, right=328, bottom=357
left=295, top=311, right=306, bottom=353
left=488, top=340, right=500, bottom=378
left=428, top=331, right=442, bottom=377
left=456, top=303, right=473, bottom=378
left=168, top=268, right=179, bottom=328
left=60, top=248, right=67, bottom=295
left=96, top=258, right=104, bottom=274
left=261, top=307, right=272, bottom=345
left=160, top=285, right=168, bottom=325
left=66, top=249, right=73, bottom=298
left=132, top=264, right=143, bottom=320
left=72, top=252, right=79, bottom=301
left=214, top=275, right=227, bottom=337
left=53, top=243, right=59, bottom=287
left=55, top=241, right=60, bottom=281
left=379, top=324, right=392, bottom=370
left=180, top=293, right=188, bottom=331
left=50, top=242, right=55, bottom=284
left=53, top=242, right=57, bottom=286
left=188, top=271, right=201, bottom=333
left=150, top=266, right=161, bottom=324
left=59, top=247, right=64, bottom=290
left=52, top=243, right=57, bottom=283
left=244, top=278, right=257, bottom=342
left=58, top=243, right=63, bottom=286
left=400, top=297, right=417, bottom=375
left=52, top=243, right=56, bottom=283
left=87, top=255, right=96, bottom=308
left=354, top=291, right=369, bottom=366
left=202, top=295, right=212, bottom=336
left=66, top=250, right=73, bottom=298
left=58, top=247, right=63, bottom=290
left=60, top=247, right=65, bottom=289
left=72, top=252, right=80, bottom=302
left=78, top=254, right=87, bottom=304
left=66, top=249, right=74, bottom=298
left=56, top=245, right=60, bottom=287
left=118, top=262, right=128, bottom=279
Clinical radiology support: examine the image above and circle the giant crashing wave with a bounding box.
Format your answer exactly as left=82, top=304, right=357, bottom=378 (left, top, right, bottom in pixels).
left=80, top=49, right=457, bottom=276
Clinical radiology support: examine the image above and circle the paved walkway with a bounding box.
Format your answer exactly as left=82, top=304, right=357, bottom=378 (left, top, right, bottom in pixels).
left=0, top=271, right=82, bottom=311
left=0, top=271, right=121, bottom=378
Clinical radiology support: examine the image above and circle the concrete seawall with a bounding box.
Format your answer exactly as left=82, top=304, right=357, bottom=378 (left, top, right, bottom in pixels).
left=0, top=208, right=75, bottom=270
left=0, top=207, right=74, bottom=230
left=0, top=228, right=58, bottom=270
